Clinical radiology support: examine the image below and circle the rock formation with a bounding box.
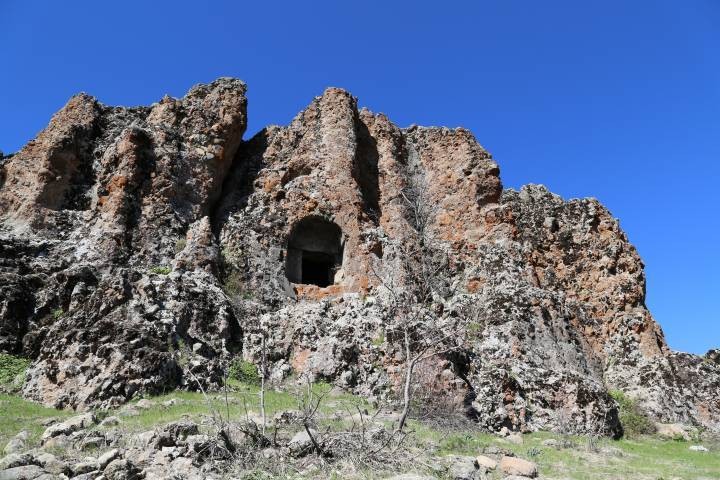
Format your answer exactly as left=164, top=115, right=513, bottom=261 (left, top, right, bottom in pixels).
left=1, top=78, right=717, bottom=435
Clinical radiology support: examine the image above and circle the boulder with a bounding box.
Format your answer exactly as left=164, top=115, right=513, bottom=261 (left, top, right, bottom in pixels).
left=98, top=449, right=121, bottom=469
left=386, top=475, right=436, bottom=480
left=33, top=453, right=66, bottom=476
left=41, top=413, right=96, bottom=442
left=475, top=455, right=497, bottom=470
left=445, top=455, right=480, bottom=479
left=0, top=454, right=33, bottom=471
left=100, top=416, right=121, bottom=427
left=104, top=458, right=141, bottom=480
left=167, top=457, right=201, bottom=479
left=72, top=472, right=101, bottom=480
left=506, top=433, right=524, bottom=445
left=80, top=436, right=105, bottom=450
left=0, top=465, right=46, bottom=480
left=288, top=429, right=318, bottom=457
left=71, top=459, right=98, bottom=476
left=153, top=421, right=200, bottom=448
left=1, top=440, right=24, bottom=457
left=499, top=456, right=538, bottom=478
left=135, top=399, right=155, bottom=410
left=3, top=432, right=28, bottom=456
left=40, top=434, right=71, bottom=450
left=655, top=423, right=691, bottom=441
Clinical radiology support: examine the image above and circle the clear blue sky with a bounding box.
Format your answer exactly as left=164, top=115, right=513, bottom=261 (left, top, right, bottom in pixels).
left=1, top=1, right=718, bottom=354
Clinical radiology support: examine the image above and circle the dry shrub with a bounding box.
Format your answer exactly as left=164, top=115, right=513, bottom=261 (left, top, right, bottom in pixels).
left=409, top=358, right=474, bottom=430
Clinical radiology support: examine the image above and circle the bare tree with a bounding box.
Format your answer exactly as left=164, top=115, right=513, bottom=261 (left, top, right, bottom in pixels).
left=372, top=176, right=471, bottom=432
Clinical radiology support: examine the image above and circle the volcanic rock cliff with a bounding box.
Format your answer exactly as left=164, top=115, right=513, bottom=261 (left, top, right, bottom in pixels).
left=0, top=78, right=717, bottom=435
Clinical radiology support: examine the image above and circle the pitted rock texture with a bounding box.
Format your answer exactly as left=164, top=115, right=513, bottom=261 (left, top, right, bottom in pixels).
left=0, top=78, right=717, bottom=434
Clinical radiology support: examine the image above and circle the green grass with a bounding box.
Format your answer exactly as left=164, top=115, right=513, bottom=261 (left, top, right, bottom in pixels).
left=0, top=353, right=30, bottom=392
left=0, top=394, right=73, bottom=448
left=1, top=385, right=716, bottom=480
left=108, top=381, right=367, bottom=433
left=408, top=421, right=720, bottom=480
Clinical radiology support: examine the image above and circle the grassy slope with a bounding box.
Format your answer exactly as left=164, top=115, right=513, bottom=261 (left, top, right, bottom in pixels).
left=0, top=394, right=73, bottom=448
left=411, top=423, right=720, bottom=480
left=1, top=388, right=718, bottom=479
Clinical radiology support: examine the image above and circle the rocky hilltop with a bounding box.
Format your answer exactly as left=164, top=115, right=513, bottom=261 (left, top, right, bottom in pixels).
left=1, top=78, right=717, bottom=435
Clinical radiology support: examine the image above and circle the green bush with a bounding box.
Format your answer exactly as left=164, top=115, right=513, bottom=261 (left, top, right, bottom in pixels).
left=610, top=390, right=657, bottom=437
left=51, top=308, right=64, bottom=319
left=149, top=266, right=171, bottom=275
left=0, top=353, right=30, bottom=392
left=228, top=359, right=260, bottom=385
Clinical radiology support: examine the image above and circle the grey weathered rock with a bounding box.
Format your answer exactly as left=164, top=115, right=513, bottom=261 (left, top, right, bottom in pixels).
left=288, top=429, right=318, bottom=456
left=104, top=458, right=141, bottom=480
left=152, top=421, right=199, bottom=449
left=167, top=456, right=201, bottom=479
left=2, top=438, right=25, bottom=456
left=689, top=445, right=709, bottom=452
left=32, top=453, right=66, bottom=476
left=100, top=415, right=121, bottom=427
left=135, top=399, right=155, bottom=410
left=41, top=413, right=96, bottom=441
left=72, top=471, right=101, bottom=480
left=444, top=455, right=481, bottom=479
left=97, top=449, right=121, bottom=469
left=0, top=465, right=46, bottom=480
left=505, top=433, right=524, bottom=445
left=386, top=475, right=436, bottom=480
left=71, top=459, right=98, bottom=476
left=0, top=454, right=33, bottom=471
left=40, top=434, right=71, bottom=450
left=80, top=436, right=105, bottom=450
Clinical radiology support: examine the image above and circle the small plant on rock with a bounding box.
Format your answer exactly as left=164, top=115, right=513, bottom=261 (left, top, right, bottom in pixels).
left=51, top=308, right=64, bottom=319
left=149, top=265, right=171, bottom=275
left=174, top=238, right=187, bottom=253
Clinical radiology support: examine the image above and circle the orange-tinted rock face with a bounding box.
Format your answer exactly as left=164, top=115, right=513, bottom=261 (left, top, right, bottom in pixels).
left=0, top=78, right=717, bottom=434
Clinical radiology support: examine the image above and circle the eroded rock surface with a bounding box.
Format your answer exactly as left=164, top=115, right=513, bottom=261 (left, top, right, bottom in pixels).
left=0, top=78, right=717, bottom=434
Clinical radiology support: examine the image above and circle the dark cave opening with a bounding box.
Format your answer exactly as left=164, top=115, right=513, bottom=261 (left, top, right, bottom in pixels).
left=286, top=217, right=343, bottom=287
left=301, top=251, right=336, bottom=287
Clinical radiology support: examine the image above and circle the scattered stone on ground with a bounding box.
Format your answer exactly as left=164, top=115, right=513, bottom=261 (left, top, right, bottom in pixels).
left=475, top=454, right=497, bottom=470
left=41, top=413, right=96, bottom=442
left=499, top=455, right=538, bottom=478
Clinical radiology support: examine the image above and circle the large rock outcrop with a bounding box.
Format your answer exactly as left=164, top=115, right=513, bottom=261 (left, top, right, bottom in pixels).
left=0, top=78, right=717, bottom=435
